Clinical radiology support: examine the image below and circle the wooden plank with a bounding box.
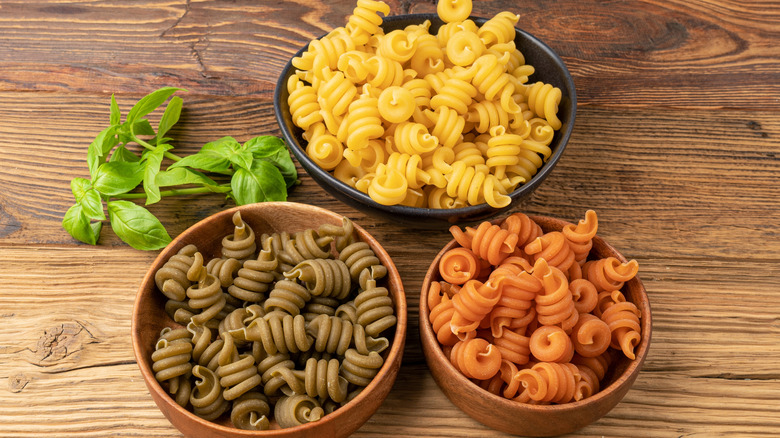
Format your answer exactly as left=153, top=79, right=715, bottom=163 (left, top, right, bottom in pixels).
left=0, top=0, right=778, bottom=108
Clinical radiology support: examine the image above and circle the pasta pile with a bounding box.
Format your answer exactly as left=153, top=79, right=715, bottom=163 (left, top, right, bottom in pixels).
left=429, top=210, right=642, bottom=404
left=287, top=0, right=563, bottom=208
left=151, top=212, right=397, bottom=430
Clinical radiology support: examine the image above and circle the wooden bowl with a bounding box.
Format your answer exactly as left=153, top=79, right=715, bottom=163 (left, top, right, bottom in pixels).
left=274, top=14, right=576, bottom=228
left=132, top=202, right=407, bottom=438
left=419, top=215, right=651, bottom=436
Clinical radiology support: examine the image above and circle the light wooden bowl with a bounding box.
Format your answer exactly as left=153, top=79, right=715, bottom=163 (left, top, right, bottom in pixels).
left=132, top=202, right=407, bottom=438
left=419, top=215, right=651, bottom=436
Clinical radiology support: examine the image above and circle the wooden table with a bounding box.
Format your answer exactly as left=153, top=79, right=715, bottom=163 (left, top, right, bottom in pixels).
left=1, top=0, right=778, bottom=436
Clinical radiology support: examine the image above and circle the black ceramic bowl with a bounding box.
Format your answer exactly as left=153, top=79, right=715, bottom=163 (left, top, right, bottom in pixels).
left=274, top=14, right=576, bottom=228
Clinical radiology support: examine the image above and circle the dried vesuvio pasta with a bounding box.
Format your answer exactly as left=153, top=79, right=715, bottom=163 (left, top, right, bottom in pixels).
left=304, top=357, right=349, bottom=403
left=274, top=394, right=325, bottom=429
left=263, top=279, right=312, bottom=316
left=515, top=362, right=580, bottom=404
left=260, top=233, right=296, bottom=274
left=582, top=257, right=639, bottom=293
left=355, top=279, right=397, bottom=337
left=230, top=391, right=271, bottom=431
left=190, top=365, right=230, bottom=421
left=529, top=325, right=574, bottom=363
left=282, top=229, right=334, bottom=265
left=154, top=244, right=198, bottom=301
left=242, top=311, right=312, bottom=355
left=216, top=333, right=263, bottom=401
left=165, top=298, right=200, bottom=327
left=188, top=323, right=220, bottom=370
left=439, top=247, right=480, bottom=285
left=338, top=241, right=388, bottom=289
left=352, top=322, right=390, bottom=355
left=526, top=231, right=576, bottom=279
left=307, top=314, right=355, bottom=355
left=562, top=209, right=598, bottom=266
left=570, top=313, right=611, bottom=358
left=492, top=327, right=530, bottom=365
left=335, top=300, right=358, bottom=323
left=218, top=306, right=263, bottom=346
left=303, top=296, right=341, bottom=322
left=222, top=212, right=257, bottom=260
left=340, top=349, right=384, bottom=386
left=317, top=217, right=357, bottom=252
left=450, top=337, right=501, bottom=380
left=206, top=257, right=242, bottom=288
left=451, top=220, right=519, bottom=266
left=486, top=265, right=540, bottom=337
left=186, top=252, right=227, bottom=326
left=428, top=282, right=458, bottom=345
left=228, top=248, right=277, bottom=303
left=449, top=278, right=501, bottom=338
left=598, top=291, right=642, bottom=360
left=533, top=259, right=579, bottom=333
left=152, top=328, right=193, bottom=383
left=285, top=258, right=351, bottom=300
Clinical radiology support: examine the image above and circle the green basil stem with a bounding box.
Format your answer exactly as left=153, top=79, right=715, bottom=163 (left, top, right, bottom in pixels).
left=112, top=185, right=232, bottom=200
left=129, top=129, right=235, bottom=176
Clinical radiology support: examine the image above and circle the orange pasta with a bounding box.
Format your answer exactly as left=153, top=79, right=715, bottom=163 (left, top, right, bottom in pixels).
left=569, top=314, right=611, bottom=358
left=561, top=209, right=598, bottom=266
left=438, top=247, right=480, bottom=285
left=450, top=337, right=502, bottom=380
left=582, top=256, right=639, bottom=292
left=429, top=209, right=642, bottom=406
left=529, top=325, right=573, bottom=363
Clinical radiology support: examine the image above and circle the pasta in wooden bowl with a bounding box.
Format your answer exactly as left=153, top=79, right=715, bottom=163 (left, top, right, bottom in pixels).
left=274, top=0, right=576, bottom=228
left=419, top=211, right=651, bottom=436
left=132, top=202, right=406, bottom=438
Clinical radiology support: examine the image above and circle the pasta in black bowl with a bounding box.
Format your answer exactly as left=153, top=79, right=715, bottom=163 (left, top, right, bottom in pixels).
left=274, top=3, right=576, bottom=228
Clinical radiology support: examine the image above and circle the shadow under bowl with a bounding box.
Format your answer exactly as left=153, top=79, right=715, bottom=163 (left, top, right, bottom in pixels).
left=419, top=215, right=651, bottom=436
left=274, top=14, right=576, bottom=228
left=132, top=202, right=407, bottom=438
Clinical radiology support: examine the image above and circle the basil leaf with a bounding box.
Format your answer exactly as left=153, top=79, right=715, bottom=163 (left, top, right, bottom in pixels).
left=87, top=126, right=119, bottom=179
left=228, top=150, right=254, bottom=172
left=109, top=144, right=141, bottom=162
left=230, top=161, right=286, bottom=206
left=156, top=167, right=219, bottom=188
left=93, top=161, right=145, bottom=196
left=157, top=96, right=183, bottom=143
left=168, top=152, right=231, bottom=173
left=132, top=119, right=156, bottom=137
left=63, top=204, right=100, bottom=245
left=202, top=136, right=240, bottom=157
left=244, top=136, right=298, bottom=188
left=126, top=87, right=184, bottom=124
left=71, top=178, right=105, bottom=220
left=110, top=94, right=120, bottom=125
left=142, top=144, right=171, bottom=205
left=107, top=200, right=171, bottom=250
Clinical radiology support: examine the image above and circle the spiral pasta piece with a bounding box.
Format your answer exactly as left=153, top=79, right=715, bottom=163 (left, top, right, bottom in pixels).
left=338, top=241, right=388, bottom=289
left=582, top=257, right=639, bottom=292
left=155, top=244, right=198, bottom=301
left=515, top=361, right=579, bottom=404
left=303, top=296, right=341, bottom=322
left=186, top=252, right=227, bottom=326
left=152, top=328, right=193, bottom=383
left=190, top=365, right=230, bottom=421
left=428, top=282, right=459, bottom=346
left=430, top=76, right=478, bottom=115
left=453, top=220, right=519, bottom=266
left=206, top=257, right=242, bottom=288
left=261, top=279, right=311, bottom=316
left=306, top=132, right=344, bottom=171
left=467, top=99, right=510, bottom=134
left=599, top=294, right=642, bottom=360
left=355, top=279, right=397, bottom=337
left=570, top=313, right=611, bottom=358
left=230, top=392, right=271, bottom=430
left=437, top=0, right=472, bottom=23
left=284, top=258, right=351, bottom=300
left=221, top=212, right=257, bottom=260
left=304, top=357, right=348, bottom=403
left=243, top=311, right=312, bottom=355
left=425, top=106, right=465, bottom=149
left=525, top=81, right=563, bottom=130
left=450, top=278, right=501, bottom=337
left=217, top=336, right=263, bottom=401
left=446, top=30, right=485, bottom=67
left=286, top=75, right=323, bottom=130
left=492, top=328, right=531, bottom=365
left=487, top=267, right=540, bottom=337
left=531, top=259, right=579, bottom=333
left=478, top=11, right=520, bottom=46
left=572, top=350, right=613, bottom=381
left=525, top=231, right=576, bottom=275
left=345, top=0, right=391, bottom=45
left=529, top=325, right=574, bottom=363
left=501, top=212, right=543, bottom=249
left=227, top=249, right=277, bottom=303
left=569, top=278, right=598, bottom=314
left=486, top=125, right=525, bottom=179
left=306, top=314, right=355, bottom=355
left=470, top=54, right=518, bottom=113
left=282, top=229, right=333, bottom=266
left=274, top=394, right=325, bottom=429
left=390, top=122, right=439, bottom=155
left=318, top=69, right=358, bottom=117
left=439, top=247, right=480, bottom=285
left=450, top=337, right=501, bottom=380
left=562, top=209, right=598, bottom=266
left=341, top=349, right=384, bottom=386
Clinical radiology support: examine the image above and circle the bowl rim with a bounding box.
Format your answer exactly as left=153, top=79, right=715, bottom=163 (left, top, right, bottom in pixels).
left=131, top=201, right=408, bottom=436
left=273, top=13, right=577, bottom=220
left=418, top=214, right=652, bottom=414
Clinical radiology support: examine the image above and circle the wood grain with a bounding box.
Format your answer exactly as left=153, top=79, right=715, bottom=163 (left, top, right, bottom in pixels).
left=1, top=0, right=779, bottom=436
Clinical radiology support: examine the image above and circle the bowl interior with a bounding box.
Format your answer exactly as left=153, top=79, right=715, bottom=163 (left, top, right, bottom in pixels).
left=132, top=202, right=407, bottom=437
left=274, top=14, right=576, bottom=227
left=419, top=215, right=651, bottom=436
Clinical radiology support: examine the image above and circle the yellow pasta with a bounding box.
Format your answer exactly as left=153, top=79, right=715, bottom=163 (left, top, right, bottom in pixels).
left=437, top=0, right=472, bottom=23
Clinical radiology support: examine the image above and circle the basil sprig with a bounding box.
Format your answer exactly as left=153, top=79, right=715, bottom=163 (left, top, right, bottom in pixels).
left=63, top=88, right=298, bottom=250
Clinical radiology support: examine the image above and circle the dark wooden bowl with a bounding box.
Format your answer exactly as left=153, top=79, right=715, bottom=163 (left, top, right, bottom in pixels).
left=419, top=215, right=651, bottom=436
left=274, top=14, right=576, bottom=228
left=132, top=202, right=407, bottom=438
